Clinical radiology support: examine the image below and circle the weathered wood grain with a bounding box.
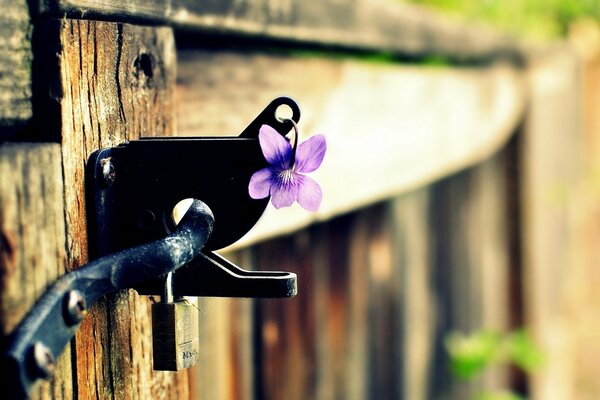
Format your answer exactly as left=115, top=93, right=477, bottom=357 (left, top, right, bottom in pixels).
left=35, top=0, right=522, bottom=63
left=38, top=0, right=169, bottom=22
left=175, top=50, right=526, bottom=248
left=0, top=143, right=71, bottom=398
left=55, top=19, right=182, bottom=399
left=59, top=19, right=175, bottom=267
left=0, top=0, right=32, bottom=136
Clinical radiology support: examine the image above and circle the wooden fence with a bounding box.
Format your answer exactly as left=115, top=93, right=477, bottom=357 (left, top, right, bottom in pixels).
left=1, top=0, right=596, bottom=399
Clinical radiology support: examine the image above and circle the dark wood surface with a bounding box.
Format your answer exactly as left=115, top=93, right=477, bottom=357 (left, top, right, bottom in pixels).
left=33, top=0, right=522, bottom=63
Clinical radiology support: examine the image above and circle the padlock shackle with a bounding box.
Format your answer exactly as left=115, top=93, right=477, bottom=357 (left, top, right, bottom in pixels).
left=2, top=200, right=214, bottom=399
left=163, top=271, right=175, bottom=303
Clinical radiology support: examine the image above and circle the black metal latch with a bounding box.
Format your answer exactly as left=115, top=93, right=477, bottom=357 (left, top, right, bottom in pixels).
left=2, top=97, right=301, bottom=398
left=87, top=96, right=300, bottom=297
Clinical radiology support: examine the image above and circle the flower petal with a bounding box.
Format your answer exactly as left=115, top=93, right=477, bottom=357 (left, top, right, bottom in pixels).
left=297, top=175, right=323, bottom=211
left=270, top=178, right=299, bottom=209
left=259, top=124, right=292, bottom=169
left=248, top=168, right=273, bottom=199
left=295, top=134, right=326, bottom=173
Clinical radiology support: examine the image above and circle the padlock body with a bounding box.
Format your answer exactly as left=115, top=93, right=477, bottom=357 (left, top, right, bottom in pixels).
left=152, top=300, right=199, bottom=371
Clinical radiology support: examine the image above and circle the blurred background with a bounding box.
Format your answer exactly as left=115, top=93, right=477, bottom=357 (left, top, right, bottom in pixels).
left=175, top=1, right=600, bottom=399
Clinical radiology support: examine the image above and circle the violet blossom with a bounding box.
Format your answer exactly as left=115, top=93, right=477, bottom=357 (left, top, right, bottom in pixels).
left=249, top=124, right=326, bottom=211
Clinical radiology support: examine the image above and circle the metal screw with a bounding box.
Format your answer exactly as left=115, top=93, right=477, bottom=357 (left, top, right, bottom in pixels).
left=64, top=290, right=87, bottom=326
left=100, top=157, right=116, bottom=186
left=30, top=342, right=55, bottom=379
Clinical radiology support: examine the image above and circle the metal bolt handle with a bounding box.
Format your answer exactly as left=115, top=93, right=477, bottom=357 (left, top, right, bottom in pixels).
left=2, top=200, right=214, bottom=399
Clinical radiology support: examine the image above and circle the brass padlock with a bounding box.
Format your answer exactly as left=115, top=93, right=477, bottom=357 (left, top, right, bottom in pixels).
left=152, top=271, right=199, bottom=371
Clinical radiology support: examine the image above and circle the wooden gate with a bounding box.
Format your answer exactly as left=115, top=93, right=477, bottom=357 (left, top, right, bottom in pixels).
left=0, top=0, right=589, bottom=399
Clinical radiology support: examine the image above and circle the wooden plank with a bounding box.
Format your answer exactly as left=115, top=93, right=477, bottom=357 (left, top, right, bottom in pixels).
left=175, top=50, right=526, bottom=248
left=52, top=19, right=182, bottom=398
left=251, top=141, right=515, bottom=399
left=190, top=294, right=254, bottom=400
left=35, top=0, right=522, bottom=62
left=313, top=215, right=352, bottom=400
left=343, top=212, right=370, bottom=400
left=0, top=143, right=71, bottom=398
left=364, top=205, right=399, bottom=399
left=521, top=48, right=583, bottom=400
left=428, top=147, right=513, bottom=398
left=189, top=247, right=254, bottom=400
left=224, top=251, right=255, bottom=400
left=171, top=0, right=522, bottom=62
left=568, top=21, right=600, bottom=399
left=254, top=232, right=318, bottom=400
left=193, top=297, right=232, bottom=400
left=253, top=207, right=392, bottom=399
left=37, top=0, right=168, bottom=23
left=0, top=0, right=32, bottom=136
left=389, top=189, right=435, bottom=400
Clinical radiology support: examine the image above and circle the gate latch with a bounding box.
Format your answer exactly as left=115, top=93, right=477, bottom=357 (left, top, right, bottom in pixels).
left=3, top=97, right=301, bottom=398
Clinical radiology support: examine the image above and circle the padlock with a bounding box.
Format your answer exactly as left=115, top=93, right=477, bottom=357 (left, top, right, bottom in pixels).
left=152, top=271, right=199, bottom=371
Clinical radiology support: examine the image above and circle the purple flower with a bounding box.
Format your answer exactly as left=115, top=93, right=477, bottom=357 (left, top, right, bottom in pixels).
left=249, top=124, right=326, bottom=211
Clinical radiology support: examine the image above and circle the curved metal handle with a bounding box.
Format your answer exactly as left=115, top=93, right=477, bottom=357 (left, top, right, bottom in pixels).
left=2, top=200, right=214, bottom=399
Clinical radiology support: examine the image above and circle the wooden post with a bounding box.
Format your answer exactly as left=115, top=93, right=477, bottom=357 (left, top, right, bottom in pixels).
left=522, top=49, right=582, bottom=400
left=54, top=19, right=182, bottom=398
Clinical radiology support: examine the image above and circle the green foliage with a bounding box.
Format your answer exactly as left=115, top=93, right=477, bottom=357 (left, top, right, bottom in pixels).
left=505, top=330, right=544, bottom=373
left=445, top=331, right=502, bottom=379
left=406, top=0, right=600, bottom=39
left=445, top=329, right=543, bottom=399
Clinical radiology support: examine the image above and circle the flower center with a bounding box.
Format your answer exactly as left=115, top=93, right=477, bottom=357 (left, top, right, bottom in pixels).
left=278, top=169, right=295, bottom=185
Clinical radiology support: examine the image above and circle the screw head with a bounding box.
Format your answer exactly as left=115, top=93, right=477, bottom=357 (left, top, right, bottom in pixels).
left=30, top=342, right=55, bottom=379
left=64, top=290, right=87, bottom=326
left=100, top=157, right=115, bottom=186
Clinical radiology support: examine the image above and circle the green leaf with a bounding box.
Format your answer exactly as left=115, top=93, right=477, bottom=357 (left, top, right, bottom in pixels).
left=445, top=331, right=501, bottom=380
left=505, top=330, right=544, bottom=373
